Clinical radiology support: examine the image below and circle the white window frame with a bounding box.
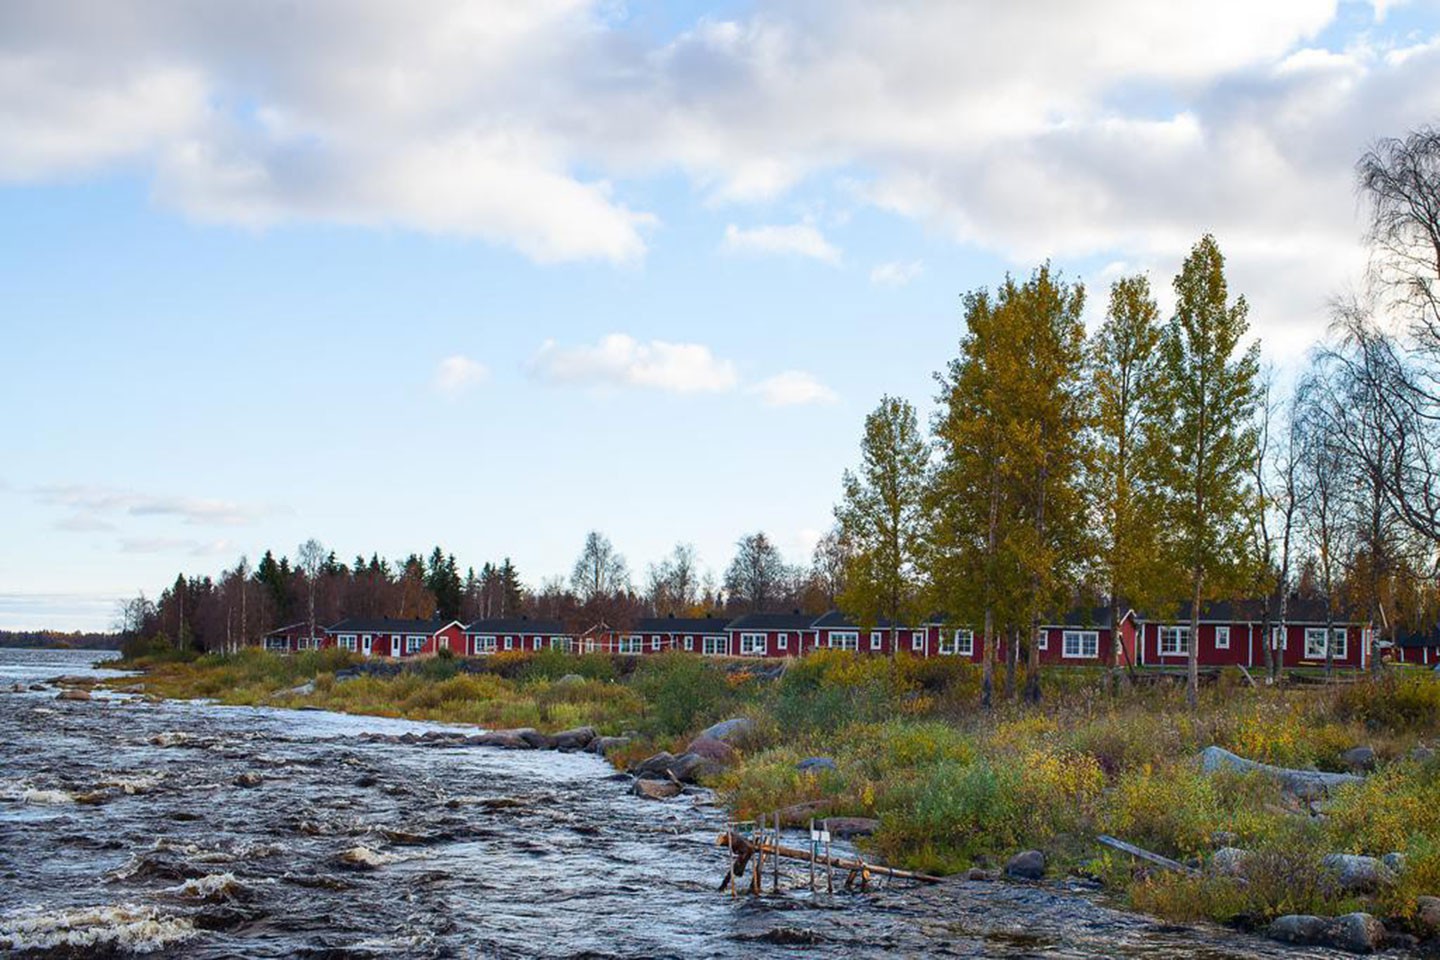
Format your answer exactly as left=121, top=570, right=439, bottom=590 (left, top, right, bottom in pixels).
left=912, top=631, right=925, bottom=652
left=739, top=632, right=767, bottom=656
left=1062, top=630, right=1099, bottom=659
left=869, top=631, right=883, bottom=651
left=503, top=636, right=514, bottom=651
left=1304, top=628, right=1328, bottom=660
left=684, top=635, right=694, bottom=651
left=1271, top=626, right=1288, bottom=651
left=338, top=634, right=357, bottom=652
left=1215, top=625, right=1230, bottom=650
left=265, top=636, right=288, bottom=652
left=703, top=635, right=726, bottom=656
left=619, top=635, right=643, bottom=655
left=548, top=636, right=569, bottom=651
left=1159, top=625, right=1190, bottom=656
left=652, top=635, right=662, bottom=652
left=474, top=635, right=497, bottom=655
left=1332, top=628, right=1348, bottom=660
left=828, top=630, right=858, bottom=651
left=1036, top=630, right=1049, bottom=651
left=777, top=633, right=789, bottom=651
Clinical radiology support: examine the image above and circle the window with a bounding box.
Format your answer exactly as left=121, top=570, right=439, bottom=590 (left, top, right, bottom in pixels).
left=503, top=636, right=514, bottom=651
left=338, top=634, right=357, bottom=652
left=703, top=635, right=726, bottom=656
left=1159, top=626, right=1190, bottom=656
left=912, top=631, right=925, bottom=652
left=474, top=635, right=497, bottom=655
left=1303, top=628, right=1346, bottom=659
left=940, top=630, right=973, bottom=656
left=619, top=635, right=643, bottom=655
left=1270, top=626, right=1288, bottom=651
left=265, top=636, right=288, bottom=652
left=739, top=633, right=767, bottom=656
left=1062, top=630, right=1099, bottom=659
left=870, top=631, right=883, bottom=651
left=778, top=633, right=789, bottom=651
left=548, top=636, right=569, bottom=652
left=652, top=635, right=661, bottom=652
left=1036, top=631, right=1048, bottom=651
left=1215, top=626, right=1230, bottom=650
left=684, top=635, right=694, bottom=651
left=1332, top=628, right=1348, bottom=660
left=828, top=630, right=858, bottom=651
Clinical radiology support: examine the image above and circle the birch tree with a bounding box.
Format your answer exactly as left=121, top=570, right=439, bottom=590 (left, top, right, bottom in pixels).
left=296, top=538, right=326, bottom=647
left=1153, top=235, right=1261, bottom=708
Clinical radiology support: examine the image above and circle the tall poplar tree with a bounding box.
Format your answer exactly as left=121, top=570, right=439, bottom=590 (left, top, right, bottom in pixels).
left=836, top=396, right=929, bottom=633
left=1089, top=274, right=1165, bottom=690
left=1154, top=235, right=1261, bottom=708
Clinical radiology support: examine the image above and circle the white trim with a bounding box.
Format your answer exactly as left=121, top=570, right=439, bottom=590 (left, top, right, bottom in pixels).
left=1062, top=630, right=1099, bottom=659
left=940, top=629, right=973, bottom=656
left=869, top=631, right=883, bottom=651
left=1158, top=625, right=1190, bottom=656
left=1215, top=625, right=1230, bottom=650
left=702, top=635, right=726, bottom=656
left=827, top=630, right=858, bottom=651
left=777, top=632, right=789, bottom=651
left=911, top=630, right=925, bottom=652
left=739, top=632, right=767, bottom=656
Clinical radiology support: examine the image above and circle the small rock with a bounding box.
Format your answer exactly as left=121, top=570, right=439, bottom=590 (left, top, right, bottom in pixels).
left=56, top=689, right=91, bottom=701
left=1267, top=915, right=1329, bottom=945
left=964, top=867, right=996, bottom=881
left=631, top=751, right=719, bottom=784
left=282, top=681, right=315, bottom=697
left=473, top=730, right=535, bottom=750
left=517, top=729, right=555, bottom=750
left=1410, top=745, right=1435, bottom=764
left=821, top=817, right=880, bottom=838
left=334, top=846, right=396, bottom=870
left=684, top=735, right=736, bottom=763
left=796, top=757, right=839, bottom=774
left=631, top=779, right=681, bottom=801
left=233, top=772, right=263, bottom=788
left=8, top=682, right=23, bottom=693
left=1341, top=746, right=1378, bottom=773
left=1323, top=853, right=1397, bottom=893
left=551, top=726, right=597, bottom=751
left=586, top=736, right=630, bottom=757
left=1004, top=850, right=1046, bottom=881
left=1329, top=912, right=1386, bottom=954
left=29, top=684, right=46, bottom=692
left=1414, top=896, right=1440, bottom=937
left=698, top=717, right=756, bottom=745
left=1381, top=852, right=1406, bottom=874
left=1211, top=847, right=1250, bottom=878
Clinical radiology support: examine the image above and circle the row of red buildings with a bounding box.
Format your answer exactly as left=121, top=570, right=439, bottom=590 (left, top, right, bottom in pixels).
left=261, top=597, right=1384, bottom=670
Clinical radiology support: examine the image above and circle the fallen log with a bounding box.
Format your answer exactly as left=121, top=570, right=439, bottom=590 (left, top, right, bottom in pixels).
left=1096, top=835, right=1198, bottom=875
left=717, top=832, right=941, bottom=885
left=1199, top=746, right=1363, bottom=799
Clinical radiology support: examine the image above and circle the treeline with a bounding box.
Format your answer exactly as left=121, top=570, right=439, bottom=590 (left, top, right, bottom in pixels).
left=828, top=126, right=1440, bottom=707
left=0, top=630, right=120, bottom=650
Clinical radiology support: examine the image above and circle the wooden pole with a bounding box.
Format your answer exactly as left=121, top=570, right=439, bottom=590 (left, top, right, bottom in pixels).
left=1096, top=834, right=1199, bottom=875
left=824, top=819, right=833, bottom=893
left=808, top=818, right=816, bottom=892
left=772, top=811, right=780, bottom=894
left=718, top=833, right=941, bottom=885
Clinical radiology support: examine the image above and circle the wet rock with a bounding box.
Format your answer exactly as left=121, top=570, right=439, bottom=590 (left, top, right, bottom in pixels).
left=29, top=684, right=46, bottom=692
left=685, top=735, right=736, bottom=763
left=56, top=689, right=91, bottom=701
left=1414, top=896, right=1440, bottom=937
left=1330, top=913, right=1386, bottom=953
left=822, top=817, right=880, bottom=839
left=1210, top=847, right=1250, bottom=877
left=8, top=682, right=23, bottom=693
left=796, top=757, right=838, bottom=774
left=354, top=775, right=379, bottom=788
left=698, top=717, right=756, bottom=745
left=473, top=730, right=535, bottom=750
left=233, top=772, right=263, bottom=789
left=632, top=779, right=682, bottom=801
left=965, top=868, right=997, bottom=881
left=517, top=729, right=556, bottom=750
left=1341, top=746, right=1377, bottom=773
left=1004, top=850, right=1046, bottom=881
left=586, top=736, right=630, bottom=757
left=1267, top=914, right=1328, bottom=945
left=1382, top=852, right=1407, bottom=874
left=742, top=927, right=827, bottom=945
left=1322, top=854, right=1396, bottom=893
left=49, top=675, right=100, bottom=687
left=551, top=726, right=597, bottom=751
left=631, top=751, right=718, bottom=784
left=334, top=846, right=398, bottom=870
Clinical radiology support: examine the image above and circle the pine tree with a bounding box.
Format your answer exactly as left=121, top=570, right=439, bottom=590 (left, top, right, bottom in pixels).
left=1154, top=235, right=1262, bottom=708
left=836, top=396, right=929, bottom=634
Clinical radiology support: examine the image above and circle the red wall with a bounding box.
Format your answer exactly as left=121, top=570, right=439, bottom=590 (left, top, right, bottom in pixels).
left=1139, top=621, right=1366, bottom=669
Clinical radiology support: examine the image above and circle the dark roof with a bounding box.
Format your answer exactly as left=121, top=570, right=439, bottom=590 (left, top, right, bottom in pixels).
left=1140, top=597, right=1365, bottom=625
left=464, top=617, right=567, bottom=635
left=811, top=610, right=905, bottom=629
left=1397, top=626, right=1440, bottom=648
left=727, top=612, right=821, bottom=631
left=633, top=616, right=733, bottom=634
left=263, top=621, right=310, bottom=636
left=1040, top=606, right=1117, bottom=629
left=327, top=617, right=452, bottom=635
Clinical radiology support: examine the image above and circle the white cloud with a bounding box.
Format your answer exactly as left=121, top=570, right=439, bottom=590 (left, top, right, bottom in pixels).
left=433, top=354, right=489, bottom=396
left=529, top=333, right=739, bottom=393
left=52, top=514, right=115, bottom=532
left=119, top=537, right=197, bottom=554
left=870, top=259, right=924, bottom=286
left=722, top=223, right=841, bottom=264
left=748, top=371, right=839, bottom=407
left=34, top=484, right=281, bottom=526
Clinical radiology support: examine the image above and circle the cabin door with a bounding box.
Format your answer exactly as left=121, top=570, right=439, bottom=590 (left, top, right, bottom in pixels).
left=390, top=635, right=401, bottom=657
left=361, top=635, right=372, bottom=657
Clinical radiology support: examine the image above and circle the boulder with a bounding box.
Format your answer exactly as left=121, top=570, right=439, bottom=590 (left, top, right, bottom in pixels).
left=586, top=736, right=630, bottom=757
left=822, top=817, right=880, bottom=839
left=630, top=751, right=718, bottom=784
left=1199, top=746, right=1363, bottom=799
left=474, top=730, right=535, bottom=750
left=698, top=717, right=756, bottom=745
left=796, top=757, right=839, bottom=775
left=685, top=736, right=736, bottom=763
left=516, top=729, right=555, bottom=750
left=282, top=681, right=315, bottom=697
left=1414, top=896, right=1440, bottom=937
left=1210, top=847, right=1250, bottom=878
left=964, top=868, right=997, bottom=882
left=550, top=726, right=597, bottom=751
left=56, top=689, right=91, bottom=701
left=1267, top=915, right=1329, bottom=946
left=1341, top=746, right=1378, bottom=773
left=556, top=674, right=586, bottom=685
left=631, top=779, right=682, bottom=801
left=1329, top=913, right=1386, bottom=954
left=1003, top=850, right=1046, bottom=881
left=1322, top=854, right=1396, bottom=894
left=233, top=772, right=264, bottom=788
left=1382, top=852, right=1407, bottom=875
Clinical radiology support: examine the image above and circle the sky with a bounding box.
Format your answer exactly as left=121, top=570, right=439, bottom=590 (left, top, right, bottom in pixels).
left=4, top=0, right=1440, bottom=630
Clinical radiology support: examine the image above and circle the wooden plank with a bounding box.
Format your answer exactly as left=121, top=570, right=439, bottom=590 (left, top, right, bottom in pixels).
left=1096, top=834, right=1198, bottom=875
left=718, top=833, right=942, bottom=884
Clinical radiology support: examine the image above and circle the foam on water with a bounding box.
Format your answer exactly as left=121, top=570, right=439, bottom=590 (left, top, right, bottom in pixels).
left=0, top=904, right=197, bottom=954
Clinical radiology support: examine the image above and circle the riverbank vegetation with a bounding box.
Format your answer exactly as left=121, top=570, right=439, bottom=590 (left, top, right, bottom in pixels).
left=115, top=647, right=1440, bottom=931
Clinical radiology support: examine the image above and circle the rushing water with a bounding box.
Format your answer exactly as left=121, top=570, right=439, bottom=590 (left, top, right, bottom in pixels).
left=0, top=648, right=1349, bottom=958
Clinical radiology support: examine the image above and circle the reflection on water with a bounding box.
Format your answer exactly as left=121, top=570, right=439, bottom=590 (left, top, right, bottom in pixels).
left=0, top=649, right=1344, bottom=957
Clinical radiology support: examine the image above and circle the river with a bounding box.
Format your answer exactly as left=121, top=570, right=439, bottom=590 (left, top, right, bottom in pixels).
left=0, top=648, right=1346, bottom=958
